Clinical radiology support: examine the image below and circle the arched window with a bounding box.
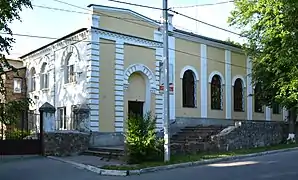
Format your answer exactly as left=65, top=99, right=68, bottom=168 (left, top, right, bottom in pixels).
left=40, top=63, right=49, bottom=89
left=30, top=68, right=36, bottom=92
left=254, top=83, right=263, bottom=113
left=234, top=78, right=244, bottom=112
left=211, top=75, right=222, bottom=110
left=65, top=53, right=75, bottom=84
left=182, top=70, right=195, bottom=108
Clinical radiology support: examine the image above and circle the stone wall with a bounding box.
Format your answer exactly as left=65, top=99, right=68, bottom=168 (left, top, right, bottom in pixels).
left=44, top=131, right=90, bottom=156
left=211, top=121, right=285, bottom=151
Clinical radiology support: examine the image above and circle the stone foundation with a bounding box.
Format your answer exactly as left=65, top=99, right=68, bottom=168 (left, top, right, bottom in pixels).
left=44, top=131, right=90, bottom=156
left=211, top=121, right=285, bottom=151
left=89, top=132, right=124, bottom=147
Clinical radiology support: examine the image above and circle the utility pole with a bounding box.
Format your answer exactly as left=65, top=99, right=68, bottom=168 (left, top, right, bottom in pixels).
left=162, top=0, right=170, bottom=162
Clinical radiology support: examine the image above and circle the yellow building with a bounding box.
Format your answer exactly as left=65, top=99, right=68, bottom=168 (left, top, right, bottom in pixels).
left=20, top=5, right=287, bottom=137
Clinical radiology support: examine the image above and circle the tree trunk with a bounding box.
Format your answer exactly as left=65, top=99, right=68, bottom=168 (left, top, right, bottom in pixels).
left=287, top=107, right=297, bottom=142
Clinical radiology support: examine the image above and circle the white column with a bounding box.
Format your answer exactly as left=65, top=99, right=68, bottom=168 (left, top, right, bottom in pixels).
left=154, top=30, right=164, bottom=130
left=246, top=57, right=253, bottom=120
left=114, top=41, right=125, bottom=132
left=265, top=107, right=271, bottom=121
left=200, top=44, right=208, bottom=118
left=225, top=50, right=232, bottom=119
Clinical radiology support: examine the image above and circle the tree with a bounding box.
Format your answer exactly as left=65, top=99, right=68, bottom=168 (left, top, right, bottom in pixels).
left=0, top=0, right=33, bottom=126
left=228, top=0, right=298, bottom=141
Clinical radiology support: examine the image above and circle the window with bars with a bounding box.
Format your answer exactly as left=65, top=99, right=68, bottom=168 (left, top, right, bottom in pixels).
left=254, top=84, right=263, bottom=113
left=211, top=75, right=222, bottom=110
left=182, top=70, right=195, bottom=108
left=234, top=78, right=244, bottom=112
left=272, top=103, right=281, bottom=114
left=57, top=107, right=66, bottom=130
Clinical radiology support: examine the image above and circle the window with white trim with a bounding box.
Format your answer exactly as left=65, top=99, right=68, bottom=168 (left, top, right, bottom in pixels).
left=182, top=70, right=196, bottom=108
left=211, top=75, right=222, bottom=110
left=40, top=62, right=49, bottom=89
left=234, top=78, right=244, bottom=112
left=30, top=68, right=36, bottom=92
left=65, top=53, right=75, bottom=84
left=13, top=77, right=22, bottom=93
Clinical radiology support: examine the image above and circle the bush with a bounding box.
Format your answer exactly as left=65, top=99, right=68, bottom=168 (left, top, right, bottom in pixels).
left=125, top=112, right=164, bottom=164
left=5, top=128, right=31, bottom=140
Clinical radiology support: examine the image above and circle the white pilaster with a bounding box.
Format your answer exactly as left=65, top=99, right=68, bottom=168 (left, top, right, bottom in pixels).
left=168, top=34, right=175, bottom=121
left=225, top=50, right=232, bottom=119
left=283, top=107, right=289, bottom=121
left=246, top=57, right=253, bottom=120
left=86, top=28, right=100, bottom=131
left=200, top=44, right=208, bottom=118
left=154, top=30, right=164, bottom=130
left=114, top=41, right=125, bottom=132
left=265, top=107, right=271, bottom=121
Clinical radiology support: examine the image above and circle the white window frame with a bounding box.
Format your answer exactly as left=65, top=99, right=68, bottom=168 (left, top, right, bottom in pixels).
left=13, top=77, right=22, bottom=93
left=40, top=63, right=49, bottom=90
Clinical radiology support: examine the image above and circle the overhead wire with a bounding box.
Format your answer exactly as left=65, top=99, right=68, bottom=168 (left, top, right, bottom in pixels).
left=104, top=0, right=243, bottom=37
left=1, top=31, right=250, bottom=70
left=170, top=0, right=234, bottom=9
left=3, top=1, right=250, bottom=70
left=51, top=0, right=160, bottom=29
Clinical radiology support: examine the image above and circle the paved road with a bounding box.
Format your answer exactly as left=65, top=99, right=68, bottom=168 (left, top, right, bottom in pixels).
left=1, top=150, right=298, bottom=180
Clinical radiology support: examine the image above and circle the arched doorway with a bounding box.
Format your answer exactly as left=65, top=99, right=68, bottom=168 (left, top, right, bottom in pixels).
left=126, top=72, right=146, bottom=118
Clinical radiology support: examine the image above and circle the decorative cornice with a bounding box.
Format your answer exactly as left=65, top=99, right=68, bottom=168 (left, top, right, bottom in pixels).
left=92, top=28, right=162, bottom=49
left=23, top=30, right=89, bottom=60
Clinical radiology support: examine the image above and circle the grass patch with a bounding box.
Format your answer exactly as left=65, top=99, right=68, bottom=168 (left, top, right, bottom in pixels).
left=101, top=143, right=298, bottom=170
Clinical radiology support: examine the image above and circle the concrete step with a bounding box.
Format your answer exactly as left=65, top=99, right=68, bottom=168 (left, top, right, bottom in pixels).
left=82, top=146, right=124, bottom=160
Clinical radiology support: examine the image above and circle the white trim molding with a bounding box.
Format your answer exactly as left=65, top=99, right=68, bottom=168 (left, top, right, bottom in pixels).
left=124, top=63, right=156, bottom=92
left=200, top=44, right=208, bottom=118
left=179, top=65, right=199, bottom=81
left=232, top=75, right=247, bottom=88
left=86, top=29, right=100, bottom=131
left=114, top=40, right=125, bottom=132
left=208, top=71, right=225, bottom=85
left=168, top=35, right=176, bottom=121
left=246, top=56, right=253, bottom=120
left=154, top=30, right=164, bottom=130
left=225, top=50, right=232, bottom=119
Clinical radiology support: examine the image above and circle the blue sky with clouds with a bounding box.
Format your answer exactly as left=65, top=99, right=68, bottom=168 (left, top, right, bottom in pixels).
left=6, top=0, right=241, bottom=59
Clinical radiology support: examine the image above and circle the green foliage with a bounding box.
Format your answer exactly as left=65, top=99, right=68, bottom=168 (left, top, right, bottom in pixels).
left=0, top=98, right=32, bottom=126
left=0, top=0, right=33, bottom=125
left=125, top=112, right=164, bottom=164
left=5, top=128, right=31, bottom=140
left=228, top=0, right=298, bottom=109
left=225, top=38, right=243, bottom=48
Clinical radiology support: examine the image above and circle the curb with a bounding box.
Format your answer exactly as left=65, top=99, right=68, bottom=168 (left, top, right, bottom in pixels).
left=48, top=147, right=298, bottom=176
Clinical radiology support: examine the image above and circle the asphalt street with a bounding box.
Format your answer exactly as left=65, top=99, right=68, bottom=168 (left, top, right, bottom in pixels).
left=1, top=150, right=298, bottom=180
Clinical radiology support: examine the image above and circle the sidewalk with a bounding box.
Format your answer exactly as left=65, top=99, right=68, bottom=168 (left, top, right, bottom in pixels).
left=0, top=155, right=40, bottom=164
left=50, top=155, right=125, bottom=167
left=48, top=147, right=298, bottom=176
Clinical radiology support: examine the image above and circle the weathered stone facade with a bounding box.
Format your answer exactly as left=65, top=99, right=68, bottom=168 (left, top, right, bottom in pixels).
left=211, top=121, right=285, bottom=151
left=44, top=131, right=90, bottom=156
left=1, top=67, right=27, bottom=102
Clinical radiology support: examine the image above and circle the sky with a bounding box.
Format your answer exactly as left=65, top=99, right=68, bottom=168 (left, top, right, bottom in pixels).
left=5, top=0, right=242, bottom=59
